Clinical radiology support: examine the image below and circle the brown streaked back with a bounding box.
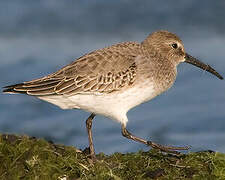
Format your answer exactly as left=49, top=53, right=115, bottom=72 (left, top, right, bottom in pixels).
left=3, top=42, right=141, bottom=96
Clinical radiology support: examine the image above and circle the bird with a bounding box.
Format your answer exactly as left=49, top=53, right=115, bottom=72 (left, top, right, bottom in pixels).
left=3, top=30, right=223, bottom=161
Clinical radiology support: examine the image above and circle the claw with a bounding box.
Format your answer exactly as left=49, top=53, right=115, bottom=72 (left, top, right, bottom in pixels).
left=147, top=141, right=190, bottom=154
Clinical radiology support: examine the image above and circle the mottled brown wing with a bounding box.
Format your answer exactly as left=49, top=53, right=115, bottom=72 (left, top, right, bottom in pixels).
left=3, top=42, right=140, bottom=96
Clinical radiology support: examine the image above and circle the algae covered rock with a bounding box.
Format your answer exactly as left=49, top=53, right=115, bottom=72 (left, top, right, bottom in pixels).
left=0, top=134, right=225, bottom=179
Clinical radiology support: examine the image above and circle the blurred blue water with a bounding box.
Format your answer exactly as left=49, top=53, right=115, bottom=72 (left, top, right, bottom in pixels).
left=0, top=1, right=225, bottom=154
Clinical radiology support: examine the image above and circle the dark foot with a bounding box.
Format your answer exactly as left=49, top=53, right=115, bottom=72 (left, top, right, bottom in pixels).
left=147, top=141, right=190, bottom=155
left=121, top=124, right=190, bottom=155
left=83, top=147, right=97, bottom=162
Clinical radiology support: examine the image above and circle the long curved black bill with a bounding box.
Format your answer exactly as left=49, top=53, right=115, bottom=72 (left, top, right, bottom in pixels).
left=185, top=53, right=223, bottom=80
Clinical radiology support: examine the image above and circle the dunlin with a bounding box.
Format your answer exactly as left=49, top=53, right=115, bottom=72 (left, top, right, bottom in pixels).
left=3, top=31, right=223, bottom=161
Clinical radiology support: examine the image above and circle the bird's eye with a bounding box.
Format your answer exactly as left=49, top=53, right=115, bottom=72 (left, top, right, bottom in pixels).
left=171, top=43, right=178, bottom=49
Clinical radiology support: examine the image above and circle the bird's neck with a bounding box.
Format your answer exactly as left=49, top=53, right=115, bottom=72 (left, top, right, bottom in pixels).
left=137, top=44, right=177, bottom=93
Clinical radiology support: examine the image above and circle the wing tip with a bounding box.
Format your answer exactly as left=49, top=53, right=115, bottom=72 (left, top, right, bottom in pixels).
left=2, top=82, right=58, bottom=96
left=2, top=83, right=26, bottom=94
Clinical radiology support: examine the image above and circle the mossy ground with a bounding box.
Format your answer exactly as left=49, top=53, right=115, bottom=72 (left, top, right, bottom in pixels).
left=0, top=134, right=225, bottom=180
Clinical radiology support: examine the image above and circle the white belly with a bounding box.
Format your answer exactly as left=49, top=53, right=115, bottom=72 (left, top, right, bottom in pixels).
left=38, top=82, right=157, bottom=124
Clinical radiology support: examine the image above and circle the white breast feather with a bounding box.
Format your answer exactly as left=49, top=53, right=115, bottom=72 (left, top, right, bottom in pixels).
left=38, top=82, right=156, bottom=125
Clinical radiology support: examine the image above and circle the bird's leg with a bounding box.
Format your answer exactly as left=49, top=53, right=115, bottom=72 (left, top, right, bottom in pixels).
left=121, top=124, right=189, bottom=154
left=85, top=113, right=96, bottom=161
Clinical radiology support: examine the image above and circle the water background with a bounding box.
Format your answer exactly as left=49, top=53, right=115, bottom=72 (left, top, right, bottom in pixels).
left=1, top=1, right=225, bottom=154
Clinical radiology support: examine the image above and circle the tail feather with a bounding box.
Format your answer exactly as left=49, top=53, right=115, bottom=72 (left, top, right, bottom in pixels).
left=3, top=79, right=60, bottom=96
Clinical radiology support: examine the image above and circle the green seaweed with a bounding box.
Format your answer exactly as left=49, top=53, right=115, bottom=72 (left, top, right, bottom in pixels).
left=0, top=134, right=224, bottom=180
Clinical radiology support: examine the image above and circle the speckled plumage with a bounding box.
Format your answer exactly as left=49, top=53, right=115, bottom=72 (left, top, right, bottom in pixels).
left=3, top=30, right=223, bottom=160
left=11, top=42, right=140, bottom=96
left=5, top=33, right=178, bottom=95
left=4, top=29, right=223, bottom=122
left=4, top=31, right=181, bottom=122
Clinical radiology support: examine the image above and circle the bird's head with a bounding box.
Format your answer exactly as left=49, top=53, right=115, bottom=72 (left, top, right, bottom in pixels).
left=142, top=30, right=223, bottom=80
